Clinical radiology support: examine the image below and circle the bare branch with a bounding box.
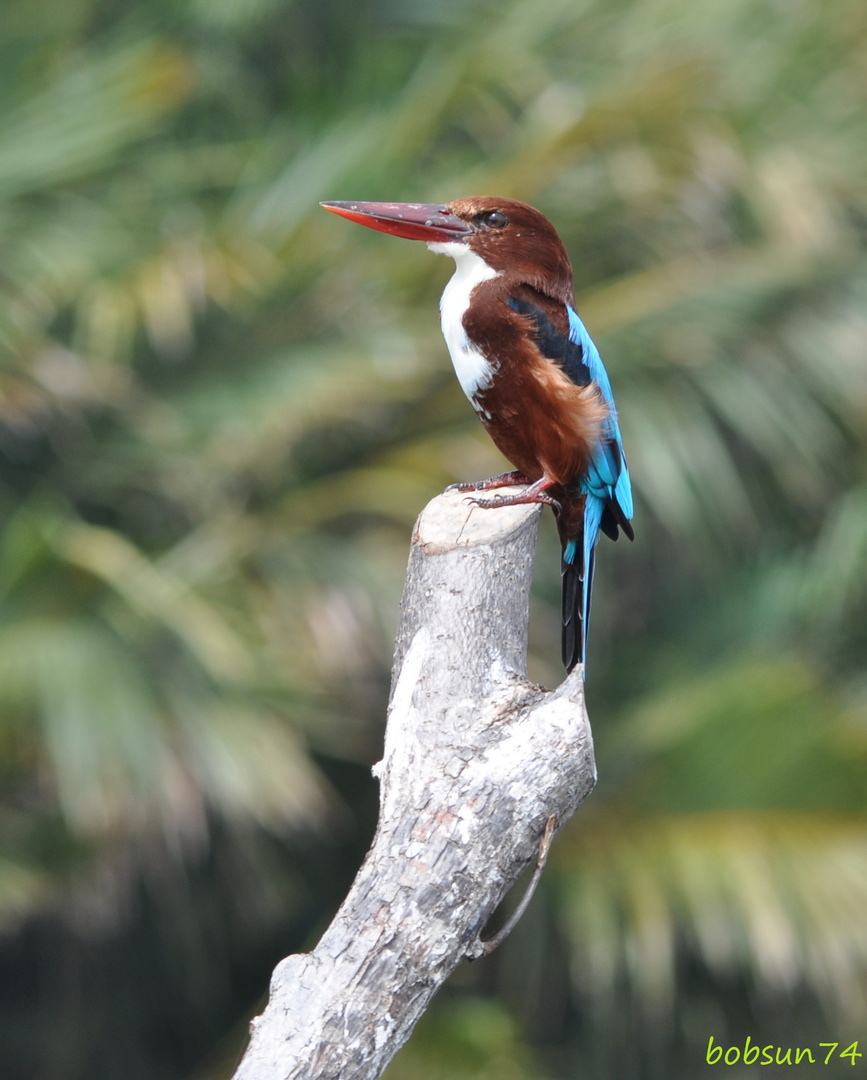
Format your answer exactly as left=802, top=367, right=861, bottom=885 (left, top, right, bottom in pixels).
left=233, top=490, right=596, bottom=1080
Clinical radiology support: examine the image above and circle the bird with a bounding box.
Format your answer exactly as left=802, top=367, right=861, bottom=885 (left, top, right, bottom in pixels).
left=320, top=196, right=633, bottom=674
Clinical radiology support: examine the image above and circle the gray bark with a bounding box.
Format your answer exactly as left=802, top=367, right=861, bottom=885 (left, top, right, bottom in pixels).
left=233, top=489, right=597, bottom=1080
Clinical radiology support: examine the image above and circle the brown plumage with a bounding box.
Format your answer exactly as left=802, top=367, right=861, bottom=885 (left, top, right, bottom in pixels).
left=462, top=278, right=608, bottom=485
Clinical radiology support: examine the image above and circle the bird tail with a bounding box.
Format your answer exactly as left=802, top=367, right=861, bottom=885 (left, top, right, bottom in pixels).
left=557, top=492, right=603, bottom=675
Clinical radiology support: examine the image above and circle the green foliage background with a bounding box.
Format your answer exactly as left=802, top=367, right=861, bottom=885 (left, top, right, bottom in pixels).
left=1, top=0, right=866, bottom=1077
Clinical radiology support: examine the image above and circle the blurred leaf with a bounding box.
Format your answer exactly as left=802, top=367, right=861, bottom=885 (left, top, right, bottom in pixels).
left=0, top=39, right=192, bottom=199
left=557, top=811, right=867, bottom=1024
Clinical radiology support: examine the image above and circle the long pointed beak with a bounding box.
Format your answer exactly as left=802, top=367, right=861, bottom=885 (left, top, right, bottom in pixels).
left=320, top=201, right=472, bottom=243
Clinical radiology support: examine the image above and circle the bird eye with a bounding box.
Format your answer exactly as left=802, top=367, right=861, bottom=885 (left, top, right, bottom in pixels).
left=475, top=210, right=509, bottom=230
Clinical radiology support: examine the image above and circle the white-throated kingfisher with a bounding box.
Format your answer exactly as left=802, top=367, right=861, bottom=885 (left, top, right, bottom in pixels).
left=320, top=196, right=634, bottom=674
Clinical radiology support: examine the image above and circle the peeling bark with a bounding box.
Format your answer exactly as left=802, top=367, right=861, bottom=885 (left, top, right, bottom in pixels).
left=233, top=490, right=597, bottom=1080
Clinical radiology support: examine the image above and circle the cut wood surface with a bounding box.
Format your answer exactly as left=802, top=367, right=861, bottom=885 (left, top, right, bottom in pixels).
left=233, top=489, right=597, bottom=1080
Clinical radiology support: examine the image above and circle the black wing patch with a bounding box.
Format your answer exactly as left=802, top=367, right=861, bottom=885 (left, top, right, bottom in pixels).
left=505, top=295, right=591, bottom=387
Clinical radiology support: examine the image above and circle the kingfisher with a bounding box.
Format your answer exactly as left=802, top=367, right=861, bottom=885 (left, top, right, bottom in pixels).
left=320, top=197, right=633, bottom=674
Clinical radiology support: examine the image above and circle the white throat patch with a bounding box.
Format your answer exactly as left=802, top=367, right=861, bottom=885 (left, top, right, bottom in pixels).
left=427, top=241, right=499, bottom=409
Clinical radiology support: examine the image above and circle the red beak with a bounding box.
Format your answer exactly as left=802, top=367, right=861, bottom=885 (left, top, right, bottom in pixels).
left=320, top=201, right=472, bottom=243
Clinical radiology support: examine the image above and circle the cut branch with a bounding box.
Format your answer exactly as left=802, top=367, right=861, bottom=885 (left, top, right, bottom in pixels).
left=233, top=490, right=597, bottom=1080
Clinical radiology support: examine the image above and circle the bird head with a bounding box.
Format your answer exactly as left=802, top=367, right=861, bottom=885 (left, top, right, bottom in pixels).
left=320, top=196, right=574, bottom=306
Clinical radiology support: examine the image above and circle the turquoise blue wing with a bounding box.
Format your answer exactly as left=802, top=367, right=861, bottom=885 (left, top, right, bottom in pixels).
left=567, top=305, right=634, bottom=539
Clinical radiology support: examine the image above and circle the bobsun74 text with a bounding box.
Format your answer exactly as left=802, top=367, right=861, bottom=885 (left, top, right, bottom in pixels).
left=706, top=1037, right=861, bottom=1066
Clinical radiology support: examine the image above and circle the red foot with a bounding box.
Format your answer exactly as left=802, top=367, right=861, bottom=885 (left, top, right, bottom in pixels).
left=465, top=475, right=561, bottom=513
left=446, top=471, right=531, bottom=493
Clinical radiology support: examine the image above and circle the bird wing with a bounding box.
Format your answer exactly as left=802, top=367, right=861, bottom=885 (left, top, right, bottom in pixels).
left=566, top=305, right=634, bottom=541
left=504, top=294, right=634, bottom=672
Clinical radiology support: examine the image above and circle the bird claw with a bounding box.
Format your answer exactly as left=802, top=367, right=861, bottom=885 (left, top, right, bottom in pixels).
left=445, top=471, right=531, bottom=495
left=465, top=493, right=561, bottom=512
